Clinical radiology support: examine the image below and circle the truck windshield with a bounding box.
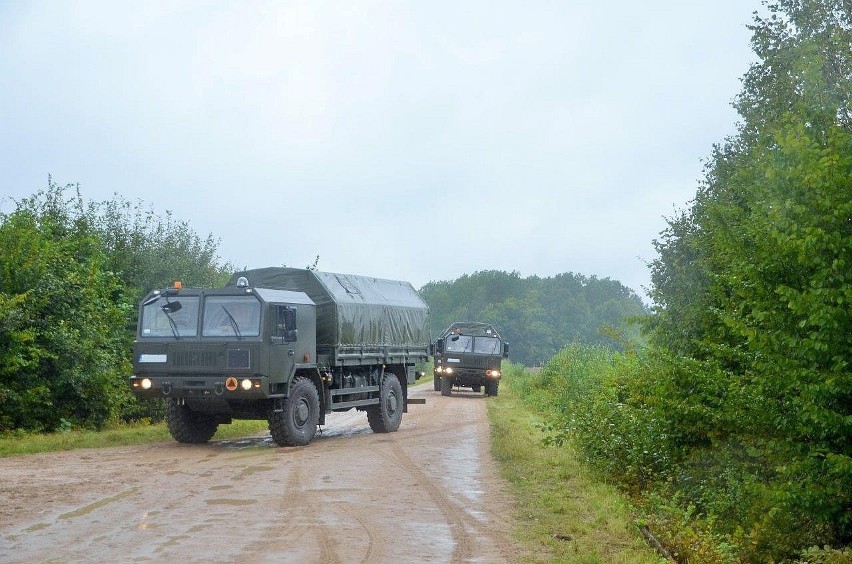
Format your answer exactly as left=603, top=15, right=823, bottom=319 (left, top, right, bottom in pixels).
left=473, top=336, right=501, bottom=354
left=445, top=334, right=501, bottom=355
left=445, top=335, right=473, bottom=353
left=140, top=297, right=200, bottom=337
left=202, top=295, right=261, bottom=337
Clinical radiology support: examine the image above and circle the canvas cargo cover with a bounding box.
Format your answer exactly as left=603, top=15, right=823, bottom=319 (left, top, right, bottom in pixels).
left=441, top=322, right=502, bottom=339
left=226, top=268, right=429, bottom=348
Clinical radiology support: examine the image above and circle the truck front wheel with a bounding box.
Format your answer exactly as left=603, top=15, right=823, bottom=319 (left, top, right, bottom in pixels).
left=268, top=377, right=320, bottom=446
left=167, top=399, right=219, bottom=443
left=440, top=376, right=453, bottom=396
left=485, top=380, right=499, bottom=397
left=367, top=374, right=403, bottom=433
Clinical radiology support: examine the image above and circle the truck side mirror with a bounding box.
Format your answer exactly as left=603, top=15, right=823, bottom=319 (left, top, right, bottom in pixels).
left=503, top=342, right=509, bottom=358
left=161, top=301, right=182, bottom=313
left=435, top=338, right=444, bottom=354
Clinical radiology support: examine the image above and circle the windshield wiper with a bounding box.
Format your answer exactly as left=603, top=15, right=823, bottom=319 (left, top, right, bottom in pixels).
left=161, top=305, right=181, bottom=340
left=221, top=306, right=243, bottom=340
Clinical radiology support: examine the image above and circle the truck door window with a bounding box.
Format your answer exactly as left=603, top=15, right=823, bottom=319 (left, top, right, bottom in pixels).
left=274, top=306, right=298, bottom=342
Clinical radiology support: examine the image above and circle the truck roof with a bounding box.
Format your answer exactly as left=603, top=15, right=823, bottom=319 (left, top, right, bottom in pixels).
left=253, top=288, right=315, bottom=306
left=441, top=321, right=503, bottom=339
left=226, top=267, right=429, bottom=347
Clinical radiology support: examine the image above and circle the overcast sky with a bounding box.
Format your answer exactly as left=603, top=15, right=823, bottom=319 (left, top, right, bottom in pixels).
left=0, top=1, right=762, bottom=300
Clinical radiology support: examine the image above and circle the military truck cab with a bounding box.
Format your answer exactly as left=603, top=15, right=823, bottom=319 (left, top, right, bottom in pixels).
left=431, top=322, right=509, bottom=397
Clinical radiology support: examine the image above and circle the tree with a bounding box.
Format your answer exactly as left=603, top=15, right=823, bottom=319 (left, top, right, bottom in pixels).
left=0, top=180, right=236, bottom=430
left=0, top=196, right=128, bottom=431
left=648, top=0, right=851, bottom=554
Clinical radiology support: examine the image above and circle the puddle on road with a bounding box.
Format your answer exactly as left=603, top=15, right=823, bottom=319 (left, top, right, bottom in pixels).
left=58, top=488, right=139, bottom=520
left=238, top=464, right=275, bottom=478
left=205, top=498, right=257, bottom=506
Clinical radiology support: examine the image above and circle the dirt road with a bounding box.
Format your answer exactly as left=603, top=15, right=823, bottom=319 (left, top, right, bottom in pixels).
left=0, top=384, right=522, bottom=563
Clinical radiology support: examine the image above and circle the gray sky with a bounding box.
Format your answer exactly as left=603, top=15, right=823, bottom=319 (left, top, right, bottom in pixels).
left=0, top=1, right=760, bottom=300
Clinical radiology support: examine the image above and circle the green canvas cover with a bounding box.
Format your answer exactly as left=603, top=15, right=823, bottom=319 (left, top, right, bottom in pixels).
left=226, top=268, right=429, bottom=348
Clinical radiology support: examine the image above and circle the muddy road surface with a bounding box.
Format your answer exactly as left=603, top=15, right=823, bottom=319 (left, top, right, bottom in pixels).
left=1, top=384, right=521, bottom=563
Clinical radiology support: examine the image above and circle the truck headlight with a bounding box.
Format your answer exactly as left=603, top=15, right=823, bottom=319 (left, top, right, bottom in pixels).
left=445, top=367, right=454, bottom=375
left=487, top=370, right=501, bottom=377
left=241, top=378, right=253, bottom=391
left=141, top=378, right=152, bottom=390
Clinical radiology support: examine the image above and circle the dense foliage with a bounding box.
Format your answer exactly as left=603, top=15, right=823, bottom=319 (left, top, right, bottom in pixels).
left=419, top=270, right=647, bottom=366
left=530, top=1, right=851, bottom=560
left=0, top=180, right=232, bottom=432
left=648, top=0, right=851, bottom=555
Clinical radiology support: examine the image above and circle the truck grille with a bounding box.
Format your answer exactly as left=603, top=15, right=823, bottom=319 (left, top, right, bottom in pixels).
left=227, top=349, right=250, bottom=369
left=171, top=351, right=219, bottom=368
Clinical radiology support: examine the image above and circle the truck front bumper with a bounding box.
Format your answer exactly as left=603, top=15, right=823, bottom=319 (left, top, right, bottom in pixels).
left=130, top=375, right=269, bottom=400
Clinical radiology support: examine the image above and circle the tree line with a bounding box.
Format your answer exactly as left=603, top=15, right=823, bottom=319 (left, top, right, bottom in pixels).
left=419, top=270, right=647, bottom=366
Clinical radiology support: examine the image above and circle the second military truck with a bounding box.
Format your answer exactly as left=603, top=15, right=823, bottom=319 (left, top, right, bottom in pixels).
left=432, top=322, right=509, bottom=397
left=130, top=267, right=430, bottom=447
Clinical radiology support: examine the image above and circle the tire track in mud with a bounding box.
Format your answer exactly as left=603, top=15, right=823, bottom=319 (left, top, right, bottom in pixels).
left=234, top=447, right=340, bottom=563
left=385, top=389, right=480, bottom=564
left=339, top=504, right=383, bottom=564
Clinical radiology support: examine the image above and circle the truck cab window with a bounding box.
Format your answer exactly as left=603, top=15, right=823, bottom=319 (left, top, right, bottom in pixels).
left=202, top=295, right=261, bottom=337
left=275, top=305, right=298, bottom=341
left=140, top=296, right=200, bottom=337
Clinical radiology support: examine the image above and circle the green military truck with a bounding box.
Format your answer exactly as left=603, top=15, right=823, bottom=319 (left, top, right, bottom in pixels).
left=431, top=322, right=509, bottom=397
left=130, top=267, right=429, bottom=447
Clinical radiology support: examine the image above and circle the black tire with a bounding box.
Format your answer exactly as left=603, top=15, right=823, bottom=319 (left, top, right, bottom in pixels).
left=485, top=380, right=499, bottom=397
left=367, top=374, right=404, bottom=433
left=440, top=376, right=453, bottom=396
left=433, top=376, right=441, bottom=391
left=268, top=377, right=320, bottom=446
left=167, top=399, right=219, bottom=443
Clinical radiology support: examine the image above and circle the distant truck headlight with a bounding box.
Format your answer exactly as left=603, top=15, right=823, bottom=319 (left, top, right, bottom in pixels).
left=486, top=370, right=501, bottom=377
left=141, top=378, right=152, bottom=390
left=241, top=378, right=253, bottom=391
left=444, top=367, right=454, bottom=375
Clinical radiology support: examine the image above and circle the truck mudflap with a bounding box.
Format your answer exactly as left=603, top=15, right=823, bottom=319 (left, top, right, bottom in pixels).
left=406, top=398, right=426, bottom=405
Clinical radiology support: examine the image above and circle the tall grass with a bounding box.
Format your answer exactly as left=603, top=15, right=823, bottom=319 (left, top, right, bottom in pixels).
left=488, top=361, right=662, bottom=563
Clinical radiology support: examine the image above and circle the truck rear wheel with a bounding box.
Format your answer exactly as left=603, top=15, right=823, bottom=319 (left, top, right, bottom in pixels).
left=268, top=377, right=320, bottom=446
left=440, top=376, right=453, bottom=396
left=167, top=399, right=219, bottom=443
left=367, top=374, right=403, bottom=433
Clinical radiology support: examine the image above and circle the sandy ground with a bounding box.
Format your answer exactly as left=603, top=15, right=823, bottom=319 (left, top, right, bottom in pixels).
left=0, top=384, right=523, bottom=563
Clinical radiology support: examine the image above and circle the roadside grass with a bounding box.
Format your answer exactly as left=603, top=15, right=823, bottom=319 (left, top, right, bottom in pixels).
left=0, top=420, right=270, bottom=457
left=487, top=376, right=664, bottom=563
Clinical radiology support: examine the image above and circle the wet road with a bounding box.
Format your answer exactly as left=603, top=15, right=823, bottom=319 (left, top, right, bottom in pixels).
left=0, top=384, right=520, bottom=563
